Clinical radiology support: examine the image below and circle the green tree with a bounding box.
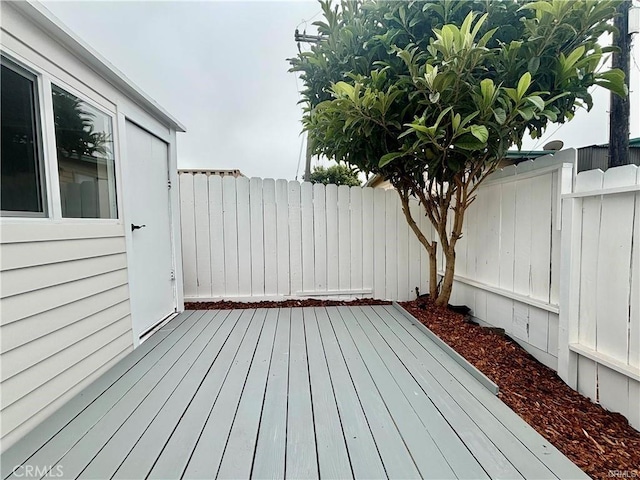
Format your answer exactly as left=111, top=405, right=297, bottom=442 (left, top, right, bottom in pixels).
left=290, top=0, right=625, bottom=306
left=310, top=164, right=362, bottom=186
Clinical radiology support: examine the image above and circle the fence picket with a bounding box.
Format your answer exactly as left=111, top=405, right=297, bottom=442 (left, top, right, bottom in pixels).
left=530, top=174, right=552, bottom=302
left=250, top=178, right=265, bottom=296
left=513, top=178, right=532, bottom=297
left=301, top=182, right=314, bottom=293
left=371, top=188, right=386, bottom=299
left=578, top=171, right=604, bottom=350
left=179, top=173, right=197, bottom=298
left=288, top=181, right=303, bottom=296
left=263, top=179, right=277, bottom=295
left=209, top=175, right=225, bottom=296
left=276, top=179, right=290, bottom=295
left=237, top=177, right=252, bottom=296
left=194, top=174, right=212, bottom=297
left=313, top=183, right=327, bottom=292
left=385, top=190, right=398, bottom=300
left=596, top=169, right=635, bottom=362
left=350, top=187, right=364, bottom=291
left=499, top=181, right=516, bottom=291
left=326, top=184, right=339, bottom=291
left=361, top=187, right=374, bottom=292
left=222, top=176, right=239, bottom=295
left=338, top=186, right=351, bottom=293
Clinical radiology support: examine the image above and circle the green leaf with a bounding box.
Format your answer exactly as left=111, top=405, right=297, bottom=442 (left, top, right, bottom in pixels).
left=454, top=133, right=485, bottom=150
left=565, top=46, right=585, bottom=69
left=516, top=72, right=532, bottom=101
left=493, top=108, right=506, bottom=125
left=379, top=152, right=403, bottom=167
left=518, top=1, right=555, bottom=15
left=528, top=57, right=540, bottom=75
left=469, top=125, right=488, bottom=143
left=526, top=95, right=545, bottom=111
left=452, top=113, right=461, bottom=131
left=517, top=107, right=535, bottom=121
left=480, top=79, right=495, bottom=105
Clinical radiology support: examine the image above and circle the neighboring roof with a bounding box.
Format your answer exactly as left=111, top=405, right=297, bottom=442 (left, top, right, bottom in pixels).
left=178, top=169, right=245, bottom=178
left=8, top=1, right=186, bottom=132
left=504, top=149, right=555, bottom=159
left=588, top=137, right=640, bottom=148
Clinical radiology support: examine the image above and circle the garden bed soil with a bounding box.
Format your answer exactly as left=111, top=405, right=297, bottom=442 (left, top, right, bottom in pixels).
left=185, top=297, right=639, bottom=479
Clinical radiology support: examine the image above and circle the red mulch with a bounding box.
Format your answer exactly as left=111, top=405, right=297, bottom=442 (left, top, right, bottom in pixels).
left=184, top=298, right=390, bottom=310
left=184, top=296, right=639, bottom=478
left=401, top=299, right=640, bottom=480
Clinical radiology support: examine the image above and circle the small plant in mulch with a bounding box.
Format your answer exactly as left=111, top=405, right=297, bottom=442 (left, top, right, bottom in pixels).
left=402, top=299, right=640, bottom=480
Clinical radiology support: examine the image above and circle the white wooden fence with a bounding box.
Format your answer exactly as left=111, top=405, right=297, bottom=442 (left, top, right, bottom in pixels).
left=559, top=163, right=640, bottom=431
left=441, top=150, right=573, bottom=371
left=179, top=174, right=431, bottom=302
left=179, top=153, right=639, bottom=429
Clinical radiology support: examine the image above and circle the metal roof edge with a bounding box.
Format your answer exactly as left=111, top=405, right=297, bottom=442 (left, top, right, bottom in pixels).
left=8, top=1, right=186, bottom=133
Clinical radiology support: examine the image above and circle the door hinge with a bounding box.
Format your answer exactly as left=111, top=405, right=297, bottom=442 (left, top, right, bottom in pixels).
left=168, top=180, right=172, bottom=189
left=170, top=270, right=175, bottom=280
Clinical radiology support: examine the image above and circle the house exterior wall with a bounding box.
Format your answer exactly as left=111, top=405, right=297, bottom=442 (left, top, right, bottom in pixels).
left=0, top=1, right=183, bottom=450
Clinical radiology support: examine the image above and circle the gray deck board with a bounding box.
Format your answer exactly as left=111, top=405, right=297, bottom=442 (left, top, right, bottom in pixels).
left=217, top=309, right=278, bottom=480
left=285, top=308, right=318, bottom=480
left=80, top=309, right=235, bottom=478
left=354, top=306, right=490, bottom=480
left=1, top=305, right=588, bottom=480
left=182, top=309, right=267, bottom=479
left=382, top=305, right=588, bottom=479
left=110, top=309, right=239, bottom=479
left=4, top=310, right=207, bottom=480
left=313, top=307, right=387, bottom=480
left=366, top=306, right=523, bottom=479
left=51, top=310, right=220, bottom=478
left=326, top=307, right=422, bottom=480
left=251, top=309, right=290, bottom=480
left=303, top=308, right=352, bottom=480
left=335, top=307, right=455, bottom=480
left=0, top=310, right=194, bottom=480
left=145, top=309, right=251, bottom=479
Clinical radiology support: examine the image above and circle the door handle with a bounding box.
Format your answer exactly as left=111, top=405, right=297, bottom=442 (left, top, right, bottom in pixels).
left=131, top=223, right=146, bottom=231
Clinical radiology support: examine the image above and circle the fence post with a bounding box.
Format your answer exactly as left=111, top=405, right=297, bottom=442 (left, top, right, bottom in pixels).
left=558, top=162, right=579, bottom=388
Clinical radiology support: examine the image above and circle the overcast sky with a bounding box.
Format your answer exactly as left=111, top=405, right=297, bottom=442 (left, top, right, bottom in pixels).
left=42, top=1, right=639, bottom=180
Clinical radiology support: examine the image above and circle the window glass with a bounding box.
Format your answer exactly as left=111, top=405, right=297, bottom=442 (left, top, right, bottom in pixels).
left=1, top=59, right=45, bottom=215
left=52, top=85, right=117, bottom=218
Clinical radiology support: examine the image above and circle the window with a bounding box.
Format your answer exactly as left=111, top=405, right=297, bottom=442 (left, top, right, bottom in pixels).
left=52, top=85, right=117, bottom=218
left=1, top=58, right=46, bottom=215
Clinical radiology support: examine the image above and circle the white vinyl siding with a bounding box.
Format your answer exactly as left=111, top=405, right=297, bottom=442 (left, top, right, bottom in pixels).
left=0, top=223, right=133, bottom=450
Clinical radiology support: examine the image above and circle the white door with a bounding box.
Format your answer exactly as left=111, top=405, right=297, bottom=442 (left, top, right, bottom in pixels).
left=126, top=121, right=175, bottom=340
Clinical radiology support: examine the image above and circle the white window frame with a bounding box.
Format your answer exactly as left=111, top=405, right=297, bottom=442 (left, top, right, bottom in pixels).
left=0, top=55, right=48, bottom=218
left=0, top=49, right=121, bottom=223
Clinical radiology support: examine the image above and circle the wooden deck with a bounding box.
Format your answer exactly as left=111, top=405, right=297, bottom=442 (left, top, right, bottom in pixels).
left=1, top=305, right=587, bottom=479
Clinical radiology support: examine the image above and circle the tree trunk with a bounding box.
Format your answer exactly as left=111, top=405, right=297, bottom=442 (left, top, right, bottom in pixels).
left=435, top=246, right=456, bottom=306
left=427, top=242, right=438, bottom=298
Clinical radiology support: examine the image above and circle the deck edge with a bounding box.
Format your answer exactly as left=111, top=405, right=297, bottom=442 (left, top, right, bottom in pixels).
left=391, top=302, right=500, bottom=395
